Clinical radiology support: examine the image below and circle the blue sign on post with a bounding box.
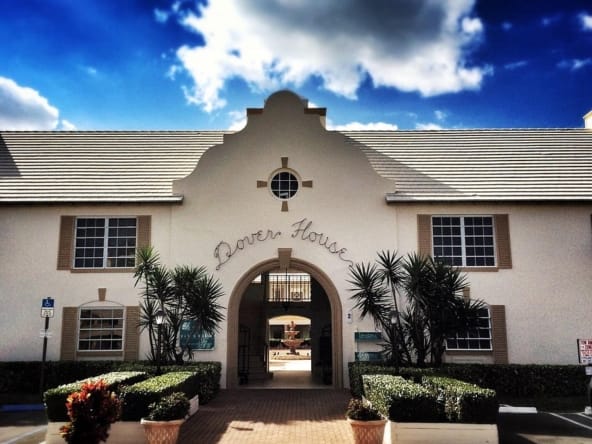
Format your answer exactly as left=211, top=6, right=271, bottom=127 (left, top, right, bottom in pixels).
left=41, top=298, right=55, bottom=318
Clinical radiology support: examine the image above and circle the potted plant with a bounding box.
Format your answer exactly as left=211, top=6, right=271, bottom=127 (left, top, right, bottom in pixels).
left=140, top=392, right=190, bottom=444
left=346, top=397, right=387, bottom=444
left=59, top=379, right=121, bottom=444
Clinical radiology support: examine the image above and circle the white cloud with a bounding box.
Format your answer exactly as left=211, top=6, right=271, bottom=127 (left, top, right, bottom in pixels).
left=78, top=65, right=98, bottom=77
left=154, top=9, right=170, bottom=23
left=580, top=13, right=592, bottom=31
left=172, top=0, right=487, bottom=112
left=416, top=122, right=443, bottom=130
left=227, top=110, right=247, bottom=130
left=541, top=15, right=561, bottom=27
left=461, top=17, right=483, bottom=34
left=435, top=110, right=447, bottom=121
left=558, top=58, right=592, bottom=71
left=59, top=119, right=77, bottom=131
left=0, top=76, right=59, bottom=130
left=328, top=121, right=398, bottom=131
left=504, top=60, right=528, bottom=70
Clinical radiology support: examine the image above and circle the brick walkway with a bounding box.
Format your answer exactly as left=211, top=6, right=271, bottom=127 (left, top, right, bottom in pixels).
left=178, top=389, right=354, bottom=444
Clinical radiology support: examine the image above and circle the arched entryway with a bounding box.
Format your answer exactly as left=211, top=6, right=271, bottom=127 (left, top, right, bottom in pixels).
left=226, top=257, right=343, bottom=389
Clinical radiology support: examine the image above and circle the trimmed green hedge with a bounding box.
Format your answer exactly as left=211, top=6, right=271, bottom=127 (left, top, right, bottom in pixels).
left=188, top=361, right=221, bottom=404
left=29, top=360, right=221, bottom=423
left=363, top=374, right=498, bottom=423
left=422, top=376, right=498, bottom=423
left=349, top=363, right=436, bottom=398
left=43, top=371, right=147, bottom=421
left=363, top=375, right=439, bottom=422
left=1, top=360, right=222, bottom=404
left=349, top=362, right=588, bottom=398
left=120, top=371, right=200, bottom=421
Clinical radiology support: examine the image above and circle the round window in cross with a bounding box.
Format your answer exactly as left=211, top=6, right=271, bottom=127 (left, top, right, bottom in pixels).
left=270, top=170, right=299, bottom=200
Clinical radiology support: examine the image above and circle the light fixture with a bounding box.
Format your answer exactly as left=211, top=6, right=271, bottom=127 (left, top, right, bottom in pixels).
left=155, top=309, right=165, bottom=375
left=155, top=309, right=165, bottom=325
left=390, top=309, right=398, bottom=326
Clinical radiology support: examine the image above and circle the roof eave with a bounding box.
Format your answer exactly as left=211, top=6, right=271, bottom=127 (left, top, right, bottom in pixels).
left=0, top=195, right=185, bottom=205
left=385, top=194, right=592, bottom=204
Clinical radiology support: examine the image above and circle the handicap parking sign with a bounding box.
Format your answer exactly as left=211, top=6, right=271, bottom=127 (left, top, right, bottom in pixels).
left=41, top=298, right=54, bottom=308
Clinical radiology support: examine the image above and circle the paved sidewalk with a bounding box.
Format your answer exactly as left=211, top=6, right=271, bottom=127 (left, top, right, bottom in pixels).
left=178, top=389, right=354, bottom=444
left=5, top=389, right=592, bottom=443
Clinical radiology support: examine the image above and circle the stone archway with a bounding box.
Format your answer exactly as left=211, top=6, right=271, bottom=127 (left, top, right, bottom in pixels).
left=226, top=257, right=343, bottom=389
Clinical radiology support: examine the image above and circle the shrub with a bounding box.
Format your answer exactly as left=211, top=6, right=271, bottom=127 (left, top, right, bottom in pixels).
left=116, top=361, right=221, bottom=404
left=349, top=361, right=588, bottom=399
left=44, top=371, right=146, bottom=421
left=422, top=376, right=498, bottom=423
left=1, top=360, right=224, bottom=399
left=363, top=375, right=439, bottom=422
left=348, top=362, right=438, bottom=398
left=120, top=371, right=200, bottom=421
left=145, top=392, right=190, bottom=421
left=190, top=361, right=221, bottom=403
left=345, top=398, right=383, bottom=421
left=440, top=364, right=586, bottom=397
left=59, top=379, right=121, bottom=444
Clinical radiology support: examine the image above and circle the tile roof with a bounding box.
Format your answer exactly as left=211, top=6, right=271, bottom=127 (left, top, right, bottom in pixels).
left=0, top=131, right=227, bottom=203
left=1, top=128, right=591, bottom=203
left=343, top=129, right=592, bottom=202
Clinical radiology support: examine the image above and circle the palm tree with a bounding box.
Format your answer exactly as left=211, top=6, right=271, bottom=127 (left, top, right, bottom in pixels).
left=134, top=246, right=167, bottom=362
left=183, top=273, right=225, bottom=346
left=348, top=254, right=411, bottom=368
left=349, top=251, right=484, bottom=367
left=134, top=247, right=226, bottom=365
left=403, top=254, right=481, bottom=366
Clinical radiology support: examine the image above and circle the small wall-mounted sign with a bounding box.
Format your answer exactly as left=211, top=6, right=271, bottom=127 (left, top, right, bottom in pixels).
left=577, top=339, right=592, bottom=364
left=354, top=351, right=383, bottom=362
left=354, top=331, right=383, bottom=342
left=180, top=320, right=215, bottom=350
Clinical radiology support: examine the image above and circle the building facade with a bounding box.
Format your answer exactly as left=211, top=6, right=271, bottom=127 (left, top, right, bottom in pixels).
left=1, top=90, right=592, bottom=389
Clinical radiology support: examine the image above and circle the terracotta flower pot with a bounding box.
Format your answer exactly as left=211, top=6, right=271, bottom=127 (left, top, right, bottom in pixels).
left=347, top=417, right=387, bottom=444
left=140, top=418, right=184, bottom=444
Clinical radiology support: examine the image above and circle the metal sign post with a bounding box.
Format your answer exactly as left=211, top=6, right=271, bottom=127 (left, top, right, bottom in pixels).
left=39, top=297, right=54, bottom=394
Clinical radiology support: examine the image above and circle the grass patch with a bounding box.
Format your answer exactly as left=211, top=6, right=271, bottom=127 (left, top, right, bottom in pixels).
left=499, top=395, right=588, bottom=413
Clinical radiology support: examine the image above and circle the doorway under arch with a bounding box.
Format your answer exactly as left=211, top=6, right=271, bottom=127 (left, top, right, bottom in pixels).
left=226, top=257, right=343, bottom=389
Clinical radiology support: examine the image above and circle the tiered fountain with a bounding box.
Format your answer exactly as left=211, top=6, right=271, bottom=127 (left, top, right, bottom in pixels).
left=281, top=321, right=304, bottom=355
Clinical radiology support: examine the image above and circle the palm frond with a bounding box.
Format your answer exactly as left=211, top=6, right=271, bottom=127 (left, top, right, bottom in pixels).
left=134, top=245, right=160, bottom=286
left=376, top=250, right=404, bottom=290
left=348, top=262, right=392, bottom=328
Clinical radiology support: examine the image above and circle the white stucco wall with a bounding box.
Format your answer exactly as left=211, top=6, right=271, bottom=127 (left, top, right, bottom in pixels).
left=2, top=91, right=592, bottom=390
left=0, top=204, right=173, bottom=362
left=396, top=204, right=592, bottom=364
left=171, top=92, right=395, bottom=387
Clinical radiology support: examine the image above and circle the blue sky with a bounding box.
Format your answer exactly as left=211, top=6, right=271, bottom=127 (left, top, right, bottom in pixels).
left=0, top=0, right=591, bottom=131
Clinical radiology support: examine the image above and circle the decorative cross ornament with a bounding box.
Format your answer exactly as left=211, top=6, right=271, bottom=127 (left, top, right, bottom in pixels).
left=257, top=157, right=313, bottom=212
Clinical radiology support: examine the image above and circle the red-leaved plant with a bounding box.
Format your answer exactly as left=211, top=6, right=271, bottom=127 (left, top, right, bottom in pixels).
left=59, top=379, right=122, bottom=444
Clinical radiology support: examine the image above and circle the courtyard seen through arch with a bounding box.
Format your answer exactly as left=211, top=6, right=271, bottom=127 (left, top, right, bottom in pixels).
left=226, top=258, right=343, bottom=389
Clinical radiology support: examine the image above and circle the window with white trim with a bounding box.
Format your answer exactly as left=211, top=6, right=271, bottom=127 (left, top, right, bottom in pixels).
left=74, top=217, right=137, bottom=268
left=78, top=308, right=124, bottom=351
left=446, top=307, right=492, bottom=351
left=432, top=216, right=495, bottom=267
